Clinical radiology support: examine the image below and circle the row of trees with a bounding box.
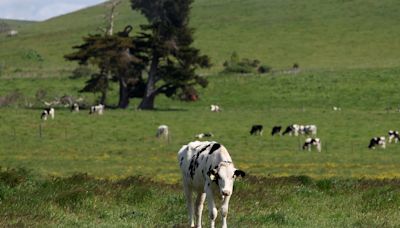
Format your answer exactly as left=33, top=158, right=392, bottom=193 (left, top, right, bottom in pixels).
left=65, top=0, right=210, bottom=110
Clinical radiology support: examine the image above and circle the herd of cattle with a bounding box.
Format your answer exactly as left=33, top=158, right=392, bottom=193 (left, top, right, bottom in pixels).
left=250, top=124, right=321, bottom=151
left=41, top=103, right=400, bottom=152
left=40, top=103, right=104, bottom=120
left=39, top=103, right=400, bottom=227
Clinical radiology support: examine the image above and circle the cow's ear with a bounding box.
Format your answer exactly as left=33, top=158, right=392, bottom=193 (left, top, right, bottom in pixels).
left=207, top=169, right=218, bottom=181
left=234, top=170, right=246, bottom=178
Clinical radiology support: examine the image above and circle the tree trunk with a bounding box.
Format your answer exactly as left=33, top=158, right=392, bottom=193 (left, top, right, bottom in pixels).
left=138, top=54, right=159, bottom=110
left=100, top=90, right=107, bottom=105
left=118, top=78, right=130, bottom=109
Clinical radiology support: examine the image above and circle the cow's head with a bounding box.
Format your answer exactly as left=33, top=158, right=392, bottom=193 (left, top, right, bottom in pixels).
left=208, top=162, right=245, bottom=197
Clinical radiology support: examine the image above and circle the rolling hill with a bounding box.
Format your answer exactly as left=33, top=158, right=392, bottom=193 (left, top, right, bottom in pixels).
left=1, top=0, right=400, bottom=76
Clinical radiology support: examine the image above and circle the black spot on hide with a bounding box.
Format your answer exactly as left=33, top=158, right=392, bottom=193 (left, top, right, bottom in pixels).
left=209, top=143, right=221, bottom=155
left=188, top=144, right=212, bottom=179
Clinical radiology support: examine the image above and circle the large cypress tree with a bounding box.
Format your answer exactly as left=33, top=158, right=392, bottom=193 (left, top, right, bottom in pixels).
left=65, top=26, right=147, bottom=108
left=131, top=0, right=211, bottom=110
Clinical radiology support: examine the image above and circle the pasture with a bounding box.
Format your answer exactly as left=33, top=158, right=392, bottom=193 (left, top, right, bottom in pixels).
left=1, top=68, right=400, bottom=181
left=1, top=68, right=400, bottom=226
left=2, top=0, right=400, bottom=222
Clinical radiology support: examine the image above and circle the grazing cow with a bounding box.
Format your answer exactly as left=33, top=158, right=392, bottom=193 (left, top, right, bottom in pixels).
left=195, top=133, right=214, bottom=139
left=7, top=30, right=18, bottom=37
left=388, top=130, right=400, bottom=144
left=178, top=141, right=245, bottom=228
left=302, top=137, right=321, bottom=152
left=71, top=103, right=79, bottom=112
left=368, top=137, right=386, bottom=149
left=210, top=105, right=221, bottom=112
left=271, top=126, right=282, bottom=136
left=332, top=106, right=341, bottom=111
left=89, top=104, right=104, bottom=115
left=304, top=125, right=317, bottom=135
left=250, top=125, right=263, bottom=135
left=41, top=108, right=55, bottom=120
left=282, top=124, right=301, bottom=136
left=156, top=125, right=169, bottom=139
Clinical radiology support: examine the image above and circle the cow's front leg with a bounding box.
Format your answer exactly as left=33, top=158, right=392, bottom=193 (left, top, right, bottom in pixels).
left=184, top=184, right=195, bottom=227
left=195, top=192, right=206, bottom=228
left=221, top=195, right=231, bottom=228
left=206, top=186, right=217, bottom=228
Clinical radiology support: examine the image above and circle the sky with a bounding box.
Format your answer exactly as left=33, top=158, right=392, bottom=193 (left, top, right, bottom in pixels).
left=0, top=0, right=107, bottom=21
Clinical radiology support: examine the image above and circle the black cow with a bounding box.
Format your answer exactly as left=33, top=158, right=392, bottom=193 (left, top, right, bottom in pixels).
left=271, top=126, right=282, bottom=136
left=250, top=125, right=263, bottom=135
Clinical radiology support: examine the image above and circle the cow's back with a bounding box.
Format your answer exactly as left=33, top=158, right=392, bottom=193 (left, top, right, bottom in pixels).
left=178, top=141, right=230, bottom=191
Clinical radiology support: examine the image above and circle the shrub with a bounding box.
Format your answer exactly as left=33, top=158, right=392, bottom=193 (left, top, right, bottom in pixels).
left=258, top=65, right=271, bottom=73
left=222, top=52, right=270, bottom=74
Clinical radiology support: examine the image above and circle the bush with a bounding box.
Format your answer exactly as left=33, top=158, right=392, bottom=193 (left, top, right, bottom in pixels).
left=258, top=65, right=271, bottom=74
left=222, top=52, right=270, bottom=74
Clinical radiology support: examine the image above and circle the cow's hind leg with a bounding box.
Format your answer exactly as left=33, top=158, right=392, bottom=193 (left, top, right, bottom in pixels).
left=195, top=192, right=206, bottom=228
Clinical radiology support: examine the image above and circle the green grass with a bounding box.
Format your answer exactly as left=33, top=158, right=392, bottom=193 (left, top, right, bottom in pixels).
left=2, top=0, right=400, bottom=225
left=1, top=169, right=400, bottom=227
left=1, top=68, right=400, bottom=182
left=1, top=0, right=400, bottom=75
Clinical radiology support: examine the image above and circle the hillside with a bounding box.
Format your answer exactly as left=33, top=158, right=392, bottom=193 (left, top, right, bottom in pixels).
left=0, top=19, right=36, bottom=30
left=0, top=0, right=400, bottom=76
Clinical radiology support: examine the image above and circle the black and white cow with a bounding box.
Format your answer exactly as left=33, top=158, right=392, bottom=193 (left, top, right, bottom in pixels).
left=89, top=104, right=104, bottom=115
left=178, top=141, right=245, bottom=228
left=250, top=125, right=263, bottom=135
left=195, top=133, right=214, bottom=139
left=41, top=108, right=55, bottom=120
left=282, top=124, right=301, bottom=136
left=71, top=103, right=79, bottom=112
left=210, top=105, right=221, bottom=112
left=368, top=137, right=386, bottom=149
left=302, top=137, right=321, bottom=152
left=388, top=130, right=400, bottom=144
left=271, top=126, right=282, bottom=136
left=304, top=125, right=317, bottom=135
left=156, top=125, right=169, bottom=139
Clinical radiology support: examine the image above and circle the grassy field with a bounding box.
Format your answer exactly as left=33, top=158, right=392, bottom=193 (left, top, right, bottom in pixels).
left=1, top=169, right=400, bottom=227
left=1, top=0, right=400, bottom=75
left=2, top=0, right=400, bottom=226
left=1, top=68, right=400, bottom=182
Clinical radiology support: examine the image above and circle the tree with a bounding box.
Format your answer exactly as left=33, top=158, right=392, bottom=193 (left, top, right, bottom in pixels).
left=64, top=27, right=147, bottom=107
left=131, top=0, right=211, bottom=110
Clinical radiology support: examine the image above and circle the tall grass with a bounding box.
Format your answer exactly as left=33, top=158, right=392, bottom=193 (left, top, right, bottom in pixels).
left=1, top=169, right=400, bottom=227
